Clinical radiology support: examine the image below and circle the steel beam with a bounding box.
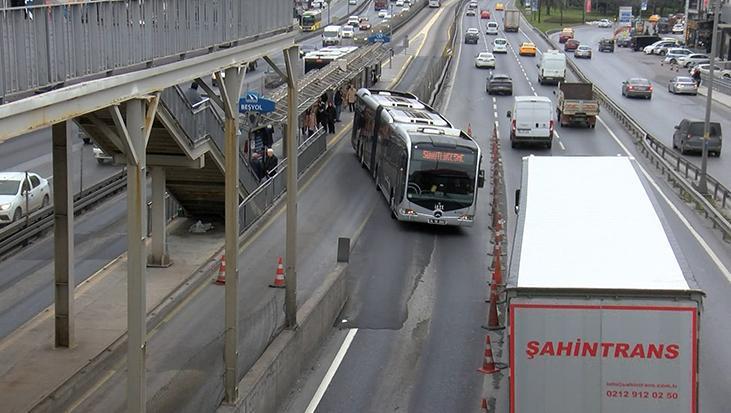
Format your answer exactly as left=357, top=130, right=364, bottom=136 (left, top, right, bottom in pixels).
left=283, top=45, right=300, bottom=329
left=147, top=167, right=171, bottom=268
left=222, top=65, right=246, bottom=405
left=123, top=99, right=148, bottom=413
left=52, top=121, right=74, bottom=348
left=0, top=31, right=296, bottom=143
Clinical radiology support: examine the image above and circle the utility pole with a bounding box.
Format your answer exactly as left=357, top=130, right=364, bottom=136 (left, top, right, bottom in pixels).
left=683, top=0, right=690, bottom=44
left=283, top=45, right=300, bottom=328
left=698, top=0, right=720, bottom=195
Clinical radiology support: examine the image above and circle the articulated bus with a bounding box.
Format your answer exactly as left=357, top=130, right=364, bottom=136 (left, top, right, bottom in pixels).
left=352, top=89, right=484, bottom=226
left=301, top=10, right=323, bottom=31
left=374, top=0, right=388, bottom=10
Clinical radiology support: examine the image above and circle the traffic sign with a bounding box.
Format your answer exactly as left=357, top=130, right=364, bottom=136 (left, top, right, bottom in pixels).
left=368, top=32, right=391, bottom=43
left=238, top=91, right=276, bottom=114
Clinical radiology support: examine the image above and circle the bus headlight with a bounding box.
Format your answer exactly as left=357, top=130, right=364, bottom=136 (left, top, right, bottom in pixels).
left=400, top=208, right=417, bottom=216
left=458, top=214, right=473, bottom=222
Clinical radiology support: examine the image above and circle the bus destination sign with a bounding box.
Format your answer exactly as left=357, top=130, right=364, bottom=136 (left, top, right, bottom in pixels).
left=415, top=149, right=467, bottom=164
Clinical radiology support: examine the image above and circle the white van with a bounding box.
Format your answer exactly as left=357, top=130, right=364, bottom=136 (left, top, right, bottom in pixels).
left=537, top=50, right=566, bottom=85
left=322, top=25, right=342, bottom=46
left=508, top=96, right=554, bottom=149
left=340, top=25, right=355, bottom=38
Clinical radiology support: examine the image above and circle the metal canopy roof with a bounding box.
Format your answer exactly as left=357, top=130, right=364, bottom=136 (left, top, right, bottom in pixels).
left=261, top=44, right=389, bottom=124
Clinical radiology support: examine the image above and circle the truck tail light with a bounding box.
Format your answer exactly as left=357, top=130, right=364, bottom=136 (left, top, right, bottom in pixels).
left=511, top=119, right=516, bottom=131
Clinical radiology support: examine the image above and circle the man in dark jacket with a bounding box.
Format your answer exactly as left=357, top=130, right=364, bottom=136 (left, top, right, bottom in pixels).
left=334, top=88, right=343, bottom=122
left=261, top=148, right=279, bottom=178
left=325, top=102, right=337, bottom=134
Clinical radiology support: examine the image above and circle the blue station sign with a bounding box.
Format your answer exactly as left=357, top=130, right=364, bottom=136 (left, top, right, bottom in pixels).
left=368, top=32, right=391, bottom=44
left=238, top=91, right=276, bottom=114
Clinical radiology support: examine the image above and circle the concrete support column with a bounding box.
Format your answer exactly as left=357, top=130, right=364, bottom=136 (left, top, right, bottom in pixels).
left=52, top=121, right=74, bottom=348
left=147, top=167, right=170, bottom=268
left=126, top=100, right=148, bottom=413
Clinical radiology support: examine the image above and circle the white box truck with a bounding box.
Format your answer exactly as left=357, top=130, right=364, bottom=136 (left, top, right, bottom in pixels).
left=503, top=9, right=520, bottom=32
left=537, top=49, right=566, bottom=84
left=322, top=25, right=342, bottom=47
left=507, top=156, right=703, bottom=413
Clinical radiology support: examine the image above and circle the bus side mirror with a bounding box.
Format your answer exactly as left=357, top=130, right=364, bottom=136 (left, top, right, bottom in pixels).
left=514, top=189, right=521, bottom=214
left=506, top=110, right=512, bottom=118
left=478, top=170, right=485, bottom=188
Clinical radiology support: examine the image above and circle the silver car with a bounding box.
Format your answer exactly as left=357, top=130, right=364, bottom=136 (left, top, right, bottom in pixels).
left=574, top=45, right=592, bottom=59
left=0, top=172, right=51, bottom=224
left=668, top=76, right=698, bottom=95
left=622, top=78, right=653, bottom=99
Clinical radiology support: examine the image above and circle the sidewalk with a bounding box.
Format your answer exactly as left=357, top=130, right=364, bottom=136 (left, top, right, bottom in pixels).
left=698, top=85, right=731, bottom=109
left=0, top=219, right=224, bottom=413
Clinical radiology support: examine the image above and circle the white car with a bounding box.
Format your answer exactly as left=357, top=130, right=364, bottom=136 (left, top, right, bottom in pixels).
left=348, top=0, right=357, bottom=4
left=340, top=25, right=354, bottom=38
left=475, top=52, right=496, bottom=68
left=93, top=145, right=113, bottom=164
left=396, top=0, right=404, bottom=5
left=678, top=53, right=709, bottom=67
left=486, top=21, right=499, bottom=35
left=597, top=19, right=612, bottom=28
left=347, top=15, right=360, bottom=27
left=493, top=37, right=508, bottom=53
left=403, top=4, right=410, bottom=11
left=672, top=23, right=685, bottom=33
left=0, top=172, right=51, bottom=224
left=663, top=47, right=693, bottom=64
left=466, top=9, right=476, bottom=16
left=378, top=9, right=387, bottom=18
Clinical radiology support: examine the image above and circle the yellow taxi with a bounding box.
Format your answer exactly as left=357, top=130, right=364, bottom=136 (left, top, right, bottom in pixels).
left=648, top=14, right=660, bottom=22
left=519, top=42, right=537, bottom=56
left=495, top=2, right=504, bottom=10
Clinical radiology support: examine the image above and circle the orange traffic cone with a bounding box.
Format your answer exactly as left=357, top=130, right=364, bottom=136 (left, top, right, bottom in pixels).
left=481, top=398, right=489, bottom=412
left=477, top=335, right=503, bottom=374
left=214, top=255, right=226, bottom=285
left=491, top=249, right=503, bottom=287
left=269, top=256, right=286, bottom=288
left=484, top=282, right=504, bottom=330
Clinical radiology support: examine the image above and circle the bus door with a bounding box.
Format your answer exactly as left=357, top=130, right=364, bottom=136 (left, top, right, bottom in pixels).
left=369, top=106, right=384, bottom=172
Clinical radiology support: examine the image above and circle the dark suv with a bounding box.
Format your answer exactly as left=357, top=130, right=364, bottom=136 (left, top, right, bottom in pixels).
left=598, top=38, right=614, bottom=52
left=464, top=30, right=479, bottom=44
left=673, top=119, right=723, bottom=156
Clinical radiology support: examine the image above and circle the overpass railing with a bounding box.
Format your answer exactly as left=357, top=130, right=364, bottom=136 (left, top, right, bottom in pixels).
left=0, top=0, right=293, bottom=102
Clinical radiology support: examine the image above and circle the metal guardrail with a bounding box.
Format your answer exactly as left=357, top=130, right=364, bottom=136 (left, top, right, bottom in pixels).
left=0, top=0, right=293, bottom=102
left=539, top=28, right=731, bottom=240
left=0, top=170, right=127, bottom=258
left=700, top=73, right=731, bottom=96
left=238, top=127, right=328, bottom=235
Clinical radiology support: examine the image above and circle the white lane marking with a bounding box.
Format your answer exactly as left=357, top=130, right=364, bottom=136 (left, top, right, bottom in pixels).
left=492, top=97, right=497, bottom=104
left=558, top=140, right=566, bottom=150
left=493, top=104, right=497, bottom=110
left=494, top=111, right=498, bottom=118
left=596, top=116, right=731, bottom=283
left=305, top=328, right=359, bottom=413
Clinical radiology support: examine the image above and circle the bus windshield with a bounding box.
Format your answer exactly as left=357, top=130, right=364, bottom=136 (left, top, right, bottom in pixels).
left=406, top=145, right=476, bottom=211
left=302, top=15, right=318, bottom=26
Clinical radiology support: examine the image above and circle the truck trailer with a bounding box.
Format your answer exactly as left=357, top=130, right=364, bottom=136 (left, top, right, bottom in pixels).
left=556, top=81, right=599, bottom=127
left=507, top=156, right=703, bottom=413
left=503, top=9, right=520, bottom=32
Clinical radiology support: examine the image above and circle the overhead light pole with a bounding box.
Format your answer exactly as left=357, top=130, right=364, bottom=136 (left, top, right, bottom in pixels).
left=698, top=0, right=720, bottom=195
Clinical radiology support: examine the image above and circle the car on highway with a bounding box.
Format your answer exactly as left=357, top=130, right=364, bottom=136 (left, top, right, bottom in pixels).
left=519, top=42, right=537, bottom=56
left=475, top=51, right=496, bottom=68
left=672, top=23, right=685, bottom=33
left=468, top=0, right=477, bottom=9
left=564, top=38, right=580, bottom=52
left=340, top=25, right=354, bottom=38
left=495, top=2, right=505, bottom=10
left=486, top=73, right=513, bottom=95
left=558, top=28, right=574, bottom=43
left=677, top=53, right=709, bottom=67
left=673, top=119, right=722, bottom=156
left=663, top=47, right=693, bottom=64
left=347, top=16, right=360, bottom=27
left=574, top=45, right=592, bottom=59
left=396, top=0, right=404, bottom=6
left=667, top=76, right=698, bottom=95
left=0, top=172, right=51, bottom=224
left=93, top=145, right=113, bottom=164
left=465, top=28, right=479, bottom=44
left=466, top=8, right=476, bottom=16
left=486, top=21, right=499, bottom=35
left=378, top=9, right=388, bottom=18
left=616, top=36, right=632, bottom=48
left=598, top=38, right=614, bottom=52
left=493, top=37, right=508, bottom=53
left=358, top=17, right=371, bottom=30
left=403, top=4, right=410, bottom=11
left=349, top=0, right=357, bottom=4
left=643, top=39, right=674, bottom=54
left=597, top=19, right=612, bottom=28
left=507, top=96, right=555, bottom=148
left=480, top=9, right=491, bottom=19
left=621, top=77, right=653, bottom=99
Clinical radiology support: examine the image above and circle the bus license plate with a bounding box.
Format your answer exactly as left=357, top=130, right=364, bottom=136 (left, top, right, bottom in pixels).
left=428, top=218, right=447, bottom=225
